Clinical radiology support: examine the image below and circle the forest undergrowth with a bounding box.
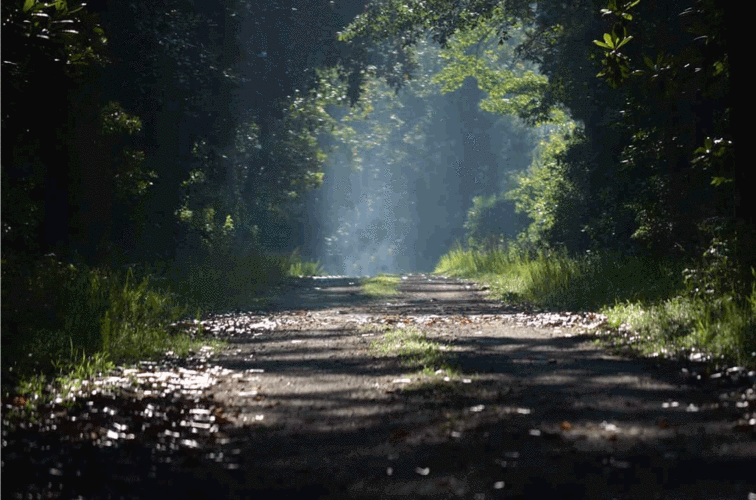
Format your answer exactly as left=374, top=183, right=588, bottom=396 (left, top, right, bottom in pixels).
left=435, top=242, right=756, bottom=370
left=1, top=250, right=325, bottom=419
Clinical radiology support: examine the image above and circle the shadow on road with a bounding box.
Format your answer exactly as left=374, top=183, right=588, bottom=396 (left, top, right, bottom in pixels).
left=4, top=274, right=755, bottom=499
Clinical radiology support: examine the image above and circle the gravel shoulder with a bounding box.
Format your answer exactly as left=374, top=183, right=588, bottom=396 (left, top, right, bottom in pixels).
left=4, top=273, right=755, bottom=499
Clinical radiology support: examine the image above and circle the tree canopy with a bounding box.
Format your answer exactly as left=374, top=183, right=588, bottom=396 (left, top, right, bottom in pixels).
left=2, top=0, right=744, bottom=280
left=336, top=0, right=744, bottom=276
left=2, top=0, right=371, bottom=265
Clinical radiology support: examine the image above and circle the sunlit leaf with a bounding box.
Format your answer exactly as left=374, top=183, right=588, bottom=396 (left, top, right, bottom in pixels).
left=711, top=176, right=733, bottom=187
left=603, top=33, right=615, bottom=49
left=615, top=35, right=632, bottom=49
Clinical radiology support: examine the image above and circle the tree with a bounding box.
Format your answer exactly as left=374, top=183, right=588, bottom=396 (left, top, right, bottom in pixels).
left=1, top=0, right=127, bottom=260
left=590, top=0, right=743, bottom=262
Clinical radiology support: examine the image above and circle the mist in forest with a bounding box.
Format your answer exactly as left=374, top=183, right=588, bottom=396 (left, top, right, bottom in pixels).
left=307, top=76, right=536, bottom=276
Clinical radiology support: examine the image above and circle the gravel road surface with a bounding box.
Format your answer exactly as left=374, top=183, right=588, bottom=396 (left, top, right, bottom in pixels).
left=4, top=274, right=755, bottom=499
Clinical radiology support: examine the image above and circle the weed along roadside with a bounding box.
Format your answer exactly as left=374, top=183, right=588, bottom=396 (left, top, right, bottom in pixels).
left=4, top=272, right=754, bottom=499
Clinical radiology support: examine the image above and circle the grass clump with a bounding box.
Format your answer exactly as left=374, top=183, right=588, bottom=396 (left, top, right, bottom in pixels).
left=368, top=324, right=458, bottom=377
left=287, top=258, right=325, bottom=277
left=360, top=274, right=401, bottom=297
left=283, top=251, right=325, bottom=277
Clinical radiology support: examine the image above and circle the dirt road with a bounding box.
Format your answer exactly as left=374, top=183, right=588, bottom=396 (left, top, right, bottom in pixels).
left=4, top=274, right=755, bottom=499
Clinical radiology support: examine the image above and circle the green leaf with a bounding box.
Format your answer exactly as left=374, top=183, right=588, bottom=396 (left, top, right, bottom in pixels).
left=615, top=35, right=633, bottom=49
left=593, top=40, right=612, bottom=49
left=603, top=33, right=615, bottom=49
left=711, top=176, right=733, bottom=187
left=23, top=0, right=35, bottom=12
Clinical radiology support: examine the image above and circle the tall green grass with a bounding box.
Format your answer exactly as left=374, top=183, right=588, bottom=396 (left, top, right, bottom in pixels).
left=605, top=286, right=756, bottom=366
left=435, top=245, right=683, bottom=311
left=2, top=248, right=324, bottom=412
left=285, top=252, right=326, bottom=277
left=434, top=244, right=756, bottom=367
left=3, top=260, right=195, bottom=376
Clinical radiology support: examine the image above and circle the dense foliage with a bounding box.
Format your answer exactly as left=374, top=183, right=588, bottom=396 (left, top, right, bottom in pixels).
left=2, top=0, right=347, bottom=386
left=339, top=0, right=746, bottom=278
left=296, top=37, right=539, bottom=274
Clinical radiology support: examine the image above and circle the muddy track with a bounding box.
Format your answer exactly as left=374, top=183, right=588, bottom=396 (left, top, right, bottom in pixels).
left=3, top=274, right=755, bottom=499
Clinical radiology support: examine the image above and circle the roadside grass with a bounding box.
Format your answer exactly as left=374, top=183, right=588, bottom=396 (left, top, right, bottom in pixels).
left=2, top=248, right=320, bottom=420
left=434, top=245, right=756, bottom=368
left=435, top=245, right=683, bottom=311
left=360, top=274, right=401, bottom=297
left=170, top=248, right=323, bottom=312
left=604, top=290, right=756, bottom=367
left=366, top=324, right=459, bottom=378
left=173, top=250, right=288, bottom=311
left=1, top=258, right=227, bottom=419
